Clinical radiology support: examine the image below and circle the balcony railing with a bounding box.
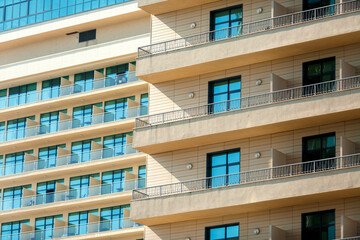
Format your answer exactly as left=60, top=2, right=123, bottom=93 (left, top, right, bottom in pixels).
left=0, top=105, right=147, bottom=143
left=1, top=178, right=145, bottom=211
left=138, top=0, right=360, bottom=57
left=0, top=218, right=141, bottom=240
left=135, top=75, right=360, bottom=128
left=0, top=145, right=140, bottom=177
left=0, top=72, right=139, bottom=110
left=336, top=237, right=360, bottom=240
left=132, top=153, right=360, bottom=200
left=0, top=0, right=135, bottom=32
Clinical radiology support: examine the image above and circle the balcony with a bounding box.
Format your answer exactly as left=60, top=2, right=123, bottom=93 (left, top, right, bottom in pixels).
left=136, top=1, right=360, bottom=83
left=131, top=153, right=360, bottom=225
left=0, top=145, right=139, bottom=178
left=133, top=76, right=360, bottom=154
left=0, top=105, right=146, bottom=145
left=0, top=218, right=142, bottom=240
left=0, top=178, right=144, bottom=212
left=0, top=72, right=141, bottom=113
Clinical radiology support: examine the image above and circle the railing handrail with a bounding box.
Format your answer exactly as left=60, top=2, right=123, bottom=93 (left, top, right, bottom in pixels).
left=137, top=0, right=359, bottom=56
left=0, top=217, right=140, bottom=238
left=132, top=153, right=360, bottom=200
left=0, top=71, right=138, bottom=109
left=134, top=75, right=360, bottom=128
left=3, top=104, right=147, bottom=137
left=1, top=178, right=145, bottom=204
left=1, top=144, right=135, bottom=168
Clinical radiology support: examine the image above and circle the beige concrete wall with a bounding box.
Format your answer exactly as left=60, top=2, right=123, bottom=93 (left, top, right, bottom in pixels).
left=150, top=0, right=345, bottom=44
left=148, top=43, right=360, bottom=115
left=1, top=17, right=149, bottom=67
left=144, top=197, right=360, bottom=240
left=146, top=118, right=360, bottom=187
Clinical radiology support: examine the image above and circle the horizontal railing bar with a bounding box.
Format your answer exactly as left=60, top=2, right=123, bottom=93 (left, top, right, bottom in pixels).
left=137, top=0, right=360, bottom=56
left=0, top=72, right=139, bottom=110
left=134, top=75, right=360, bottom=128
left=132, top=153, right=360, bottom=200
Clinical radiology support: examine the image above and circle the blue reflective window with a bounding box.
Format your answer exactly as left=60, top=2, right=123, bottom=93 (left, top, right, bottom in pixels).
left=74, top=71, right=94, bottom=93
left=4, top=150, right=33, bottom=175
left=40, top=109, right=66, bottom=134
left=0, top=89, right=7, bottom=109
left=6, top=116, right=35, bottom=141
left=105, top=64, right=129, bottom=86
left=206, top=223, right=239, bottom=240
left=35, top=215, right=62, bottom=240
left=209, top=77, right=241, bottom=113
left=103, top=132, right=130, bottom=158
left=8, top=83, right=37, bottom=107
left=73, top=103, right=101, bottom=128
left=104, top=96, right=134, bottom=121
left=207, top=149, right=240, bottom=187
left=140, top=93, right=148, bottom=115
left=71, top=138, right=101, bottom=163
left=42, top=78, right=61, bottom=100
left=210, top=5, right=243, bottom=40
left=1, top=219, right=30, bottom=239
left=38, top=144, right=66, bottom=169
left=101, top=168, right=132, bottom=193
left=68, top=209, right=97, bottom=236
left=100, top=205, right=129, bottom=231
left=69, top=174, right=99, bottom=199
left=138, top=165, right=146, bottom=188
left=37, top=179, right=64, bottom=204
left=2, top=185, right=31, bottom=210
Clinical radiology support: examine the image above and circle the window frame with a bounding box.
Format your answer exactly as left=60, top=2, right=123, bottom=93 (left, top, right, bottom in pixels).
left=301, top=209, right=335, bottom=240
left=205, top=223, right=240, bottom=240
left=206, top=148, right=241, bottom=178
left=302, top=132, right=336, bottom=162
left=302, top=57, right=336, bottom=86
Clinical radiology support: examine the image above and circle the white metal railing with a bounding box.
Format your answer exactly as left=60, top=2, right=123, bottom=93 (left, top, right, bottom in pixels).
left=138, top=0, right=360, bottom=57
left=0, top=145, right=139, bottom=177
left=1, top=178, right=146, bottom=211
left=0, top=105, right=147, bottom=142
left=132, top=153, right=360, bottom=200
left=135, top=75, right=360, bottom=128
left=0, top=218, right=141, bottom=240
left=336, top=237, right=360, bottom=240
left=0, top=72, right=139, bottom=110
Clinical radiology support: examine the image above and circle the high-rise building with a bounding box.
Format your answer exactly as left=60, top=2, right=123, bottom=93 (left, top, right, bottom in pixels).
left=0, top=1, right=150, bottom=239
left=130, top=0, right=360, bottom=239
left=2, top=0, right=360, bottom=239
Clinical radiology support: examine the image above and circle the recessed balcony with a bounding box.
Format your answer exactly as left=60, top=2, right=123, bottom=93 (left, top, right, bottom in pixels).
left=0, top=72, right=146, bottom=120
left=0, top=105, right=147, bottom=154
left=1, top=218, right=142, bottom=240
left=131, top=153, right=360, bottom=225
left=136, top=1, right=360, bottom=83
left=133, top=75, right=360, bottom=154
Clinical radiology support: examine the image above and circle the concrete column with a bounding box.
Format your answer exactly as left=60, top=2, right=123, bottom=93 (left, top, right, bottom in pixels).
left=271, top=0, right=288, bottom=18
left=340, top=59, right=356, bottom=79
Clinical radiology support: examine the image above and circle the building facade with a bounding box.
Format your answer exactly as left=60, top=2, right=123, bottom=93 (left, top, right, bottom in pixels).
left=130, top=0, right=360, bottom=240
left=0, top=0, right=149, bottom=239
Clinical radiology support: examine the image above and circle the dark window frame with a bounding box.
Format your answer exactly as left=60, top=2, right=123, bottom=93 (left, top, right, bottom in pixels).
left=302, top=132, right=336, bottom=162
left=79, top=29, right=96, bottom=43
left=205, top=223, right=240, bottom=240
left=209, top=4, right=243, bottom=37
left=302, top=57, right=336, bottom=86
left=301, top=209, right=335, bottom=240
left=206, top=148, right=241, bottom=178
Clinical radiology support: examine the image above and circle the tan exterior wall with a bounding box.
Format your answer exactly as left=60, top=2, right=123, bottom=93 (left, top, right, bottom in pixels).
left=146, top=118, right=360, bottom=187
left=144, top=197, right=360, bottom=240
left=148, top=43, right=360, bottom=115
left=150, top=0, right=345, bottom=44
